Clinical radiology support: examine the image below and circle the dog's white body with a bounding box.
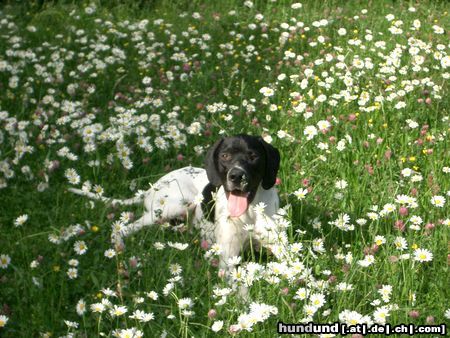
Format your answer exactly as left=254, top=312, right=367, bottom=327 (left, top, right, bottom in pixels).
left=69, top=166, right=279, bottom=269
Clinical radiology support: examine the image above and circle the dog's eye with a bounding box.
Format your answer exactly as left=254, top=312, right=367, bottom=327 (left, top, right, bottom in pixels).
left=220, top=153, right=231, bottom=161
left=248, top=152, right=259, bottom=161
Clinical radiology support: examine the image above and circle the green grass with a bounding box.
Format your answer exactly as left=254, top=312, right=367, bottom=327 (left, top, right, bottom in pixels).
left=0, top=0, right=449, bottom=337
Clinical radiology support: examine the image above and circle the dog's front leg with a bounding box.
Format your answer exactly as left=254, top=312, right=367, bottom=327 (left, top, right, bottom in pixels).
left=215, top=218, right=243, bottom=270
left=121, top=212, right=156, bottom=237
left=215, top=218, right=250, bottom=300
left=218, top=238, right=242, bottom=273
left=112, top=212, right=156, bottom=250
left=218, top=239, right=250, bottom=300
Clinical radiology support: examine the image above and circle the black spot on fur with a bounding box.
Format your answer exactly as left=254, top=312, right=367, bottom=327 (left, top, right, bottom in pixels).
left=201, top=183, right=217, bottom=222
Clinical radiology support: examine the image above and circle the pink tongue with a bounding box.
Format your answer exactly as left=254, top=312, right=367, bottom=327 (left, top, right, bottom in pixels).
left=228, top=192, right=248, bottom=217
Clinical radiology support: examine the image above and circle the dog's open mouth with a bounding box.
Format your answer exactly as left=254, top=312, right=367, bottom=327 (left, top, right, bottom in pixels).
left=226, top=190, right=250, bottom=218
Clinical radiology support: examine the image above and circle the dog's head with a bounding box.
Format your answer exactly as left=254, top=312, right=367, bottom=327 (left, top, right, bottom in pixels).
left=205, top=134, right=280, bottom=217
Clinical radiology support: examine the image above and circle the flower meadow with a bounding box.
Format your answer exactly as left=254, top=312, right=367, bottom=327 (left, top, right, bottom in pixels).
left=0, top=0, right=449, bottom=337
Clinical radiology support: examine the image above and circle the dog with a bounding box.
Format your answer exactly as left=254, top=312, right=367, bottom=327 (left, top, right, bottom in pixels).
left=69, top=134, right=280, bottom=271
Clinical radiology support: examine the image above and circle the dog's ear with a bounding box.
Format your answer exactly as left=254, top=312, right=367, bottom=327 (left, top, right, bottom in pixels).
left=259, top=137, right=280, bottom=190
left=204, top=138, right=224, bottom=187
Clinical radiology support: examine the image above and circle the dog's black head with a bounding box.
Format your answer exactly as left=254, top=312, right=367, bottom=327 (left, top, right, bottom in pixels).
left=205, top=134, right=280, bottom=217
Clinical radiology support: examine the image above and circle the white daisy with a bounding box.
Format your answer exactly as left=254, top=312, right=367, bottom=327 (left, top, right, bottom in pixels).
left=430, top=195, right=445, bottom=207
left=76, top=299, right=87, bottom=316
left=74, top=241, right=88, bottom=255
left=413, top=248, right=433, bottom=262
left=294, top=188, right=308, bottom=200
left=14, top=214, right=29, bottom=227
left=393, top=237, right=408, bottom=251
left=0, top=254, right=11, bottom=269
left=211, top=320, right=224, bottom=332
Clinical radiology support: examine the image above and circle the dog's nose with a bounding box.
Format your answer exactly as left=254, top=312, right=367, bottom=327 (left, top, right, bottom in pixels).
left=228, top=168, right=247, bottom=184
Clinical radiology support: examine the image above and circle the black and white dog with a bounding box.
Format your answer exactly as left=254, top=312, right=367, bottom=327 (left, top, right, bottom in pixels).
left=69, top=135, right=280, bottom=270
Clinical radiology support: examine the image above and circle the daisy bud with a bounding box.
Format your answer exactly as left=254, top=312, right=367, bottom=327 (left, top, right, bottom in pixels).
left=208, top=309, right=217, bottom=319
left=228, top=324, right=241, bottom=335
left=129, top=258, right=138, bottom=268
left=275, top=177, right=282, bottom=185
left=280, top=287, right=289, bottom=295
left=217, top=268, right=225, bottom=278
left=384, top=150, right=392, bottom=160
left=409, top=310, right=420, bottom=319
left=399, top=207, right=408, bottom=216
left=177, top=154, right=184, bottom=161
left=328, top=275, right=337, bottom=283
left=182, top=63, right=190, bottom=72
left=426, top=316, right=434, bottom=324
left=201, top=239, right=209, bottom=250
left=425, top=223, right=435, bottom=230
left=425, top=97, right=432, bottom=104
left=365, top=165, right=374, bottom=175
left=394, top=220, right=405, bottom=231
